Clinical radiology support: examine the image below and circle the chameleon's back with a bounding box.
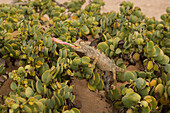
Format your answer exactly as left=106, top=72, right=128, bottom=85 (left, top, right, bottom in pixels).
left=97, top=53, right=125, bottom=73
left=80, top=41, right=125, bottom=73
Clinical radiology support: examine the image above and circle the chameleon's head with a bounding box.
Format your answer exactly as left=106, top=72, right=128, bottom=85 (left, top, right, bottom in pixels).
left=74, top=39, right=90, bottom=46
left=73, top=39, right=91, bottom=53
left=52, top=37, right=90, bottom=52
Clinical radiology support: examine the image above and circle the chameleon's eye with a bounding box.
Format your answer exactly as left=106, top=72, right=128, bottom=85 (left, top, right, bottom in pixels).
left=79, top=41, right=84, bottom=45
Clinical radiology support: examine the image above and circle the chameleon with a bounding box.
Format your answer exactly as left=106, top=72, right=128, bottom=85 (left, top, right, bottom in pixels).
left=52, top=38, right=125, bottom=89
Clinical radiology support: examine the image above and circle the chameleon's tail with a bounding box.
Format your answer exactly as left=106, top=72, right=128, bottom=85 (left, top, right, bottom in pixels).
left=116, top=66, right=126, bottom=73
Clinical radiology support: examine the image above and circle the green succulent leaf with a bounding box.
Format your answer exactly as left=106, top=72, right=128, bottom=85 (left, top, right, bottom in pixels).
left=154, top=84, right=165, bottom=98
left=147, top=61, right=153, bottom=70
left=109, top=87, right=120, bottom=101
left=147, top=41, right=155, bottom=57
left=11, top=103, right=19, bottom=109
left=133, top=53, right=140, bottom=61
left=23, top=104, right=32, bottom=113
left=36, top=78, right=44, bottom=94
left=141, top=100, right=149, bottom=108
left=164, top=64, right=170, bottom=72
left=71, top=108, right=81, bottom=113
left=135, top=78, right=146, bottom=90
left=144, top=96, right=157, bottom=110
left=124, top=71, right=137, bottom=82
left=10, top=82, right=17, bottom=91
left=115, top=48, right=122, bottom=54
left=0, top=65, right=5, bottom=75
left=72, top=57, right=82, bottom=65
left=84, top=67, right=93, bottom=75
left=93, top=71, right=100, bottom=86
left=34, top=102, right=44, bottom=112
left=81, top=25, right=90, bottom=35
left=138, top=87, right=150, bottom=97
left=82, top=56, right=90, bottom=63
left=25, top=87, right=34, bottom=98
left=46, top=36, right=53, bottom=47
left=54, top=93, right=64, bottom=107
left=97, top=42, right=109, bottom=52
left=122, top=92, right=141, bottom=108
left=39, top=63, right=49, bottom=75
left=159, top=55, right=169, bottom=65
left=42, top=70, right=53, bottom=84
left=88, top=82, right=96, bottom=91
left=96, top=79, right=104, bottom=90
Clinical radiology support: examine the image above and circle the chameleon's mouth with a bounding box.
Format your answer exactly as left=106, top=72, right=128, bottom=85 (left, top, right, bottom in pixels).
left=52, top=38, right=80, bottom=48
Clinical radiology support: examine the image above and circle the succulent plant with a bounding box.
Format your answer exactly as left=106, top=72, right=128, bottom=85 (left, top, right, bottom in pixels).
left=122, top=92, right=141, bottom=108
left=70, top=56, right=104, bottom=91
left=108, top=86, right=120, bottom=101
left=0, top=64, right=5, bottom=76
left=4, top=65, right=75, bottom=113
left=64, top=0, right=85, bottom=13
left=63, top=108, right=81, bottom=113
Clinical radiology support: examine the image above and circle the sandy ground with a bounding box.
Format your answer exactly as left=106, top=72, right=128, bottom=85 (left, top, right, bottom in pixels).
left=0, top=0, right=169, bottom=20
left=72, top=79, right=111, bottom=113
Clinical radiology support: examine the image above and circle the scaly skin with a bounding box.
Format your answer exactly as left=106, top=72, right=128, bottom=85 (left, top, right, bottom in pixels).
left=52, top=38, right=125, bottom=88
left=73, top=39, right=125, bottom=86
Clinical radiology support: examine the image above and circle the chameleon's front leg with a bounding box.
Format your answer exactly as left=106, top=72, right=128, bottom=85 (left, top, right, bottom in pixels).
left=88, top=57, right=98, bottom=68
left=112, top=67, right=117, bottom=86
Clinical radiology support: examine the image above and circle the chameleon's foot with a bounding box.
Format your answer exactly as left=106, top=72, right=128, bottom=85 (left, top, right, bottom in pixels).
left=113, top=79, right=117, bottom=86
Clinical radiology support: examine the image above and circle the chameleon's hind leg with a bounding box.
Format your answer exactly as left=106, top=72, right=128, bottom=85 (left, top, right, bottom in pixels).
left=88, top=57, right=98, bottom=68
left=104, top=71, right=111, bottom=92
left=112, top=67, right=117, bottom=86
